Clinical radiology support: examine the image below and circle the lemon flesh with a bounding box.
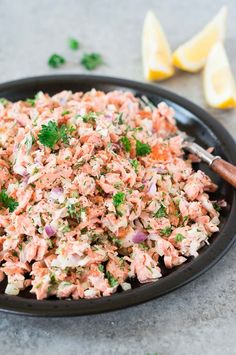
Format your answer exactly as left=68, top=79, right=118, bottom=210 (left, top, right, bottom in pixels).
left=173, top=6, right=227, bottom=72
left=142, top=10, right=174, bottom=81
left=203, top=41, right=236, bottom=109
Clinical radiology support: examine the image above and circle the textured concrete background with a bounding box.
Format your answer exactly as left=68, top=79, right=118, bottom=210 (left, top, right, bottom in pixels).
left=0, top=1, right=236, bottom=354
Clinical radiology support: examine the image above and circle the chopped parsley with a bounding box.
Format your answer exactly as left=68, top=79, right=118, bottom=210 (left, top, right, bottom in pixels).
left=0, top=98, right=8, bottom=106
left=25, top=98, right=36, bottom=106
left=130, top=159, right=139, bottom=173
left=160, top=226, right=172, bottom=237
left=183, top=215, right=189, bottom=222
left=154, top=204, right=167, bottom=218
left=120, top=136, right=131, bottom=152
left=67, top=203, right=85, bottom=221
left=62, top=226, right=71, bottom=233
left=175, top=233, right=185, bottom=242
left=62, top=110, right=70, bottom=116
left=98, top=264, right=104, bottom=273
left=213, top=203, right=222, bottom=212
left=80, top=53, right=103, bottom=70
left=113, top=191, right=125, bottom=208
left=0, top=189, right=18, bottom=212
left=109, top=236, right=121, bottom=247
left=136, top=139, right=151, bottom=157
left=38, top=121, right=74, bottom=149
left=106, top=271, right=118, bottom=287
left=117, top=112, right=124, bottom=125
left=48, top=54, right=66, bottom=68
left=81, top=112, right=97, bottom=123
left=68, top=37, right=79, bottom=50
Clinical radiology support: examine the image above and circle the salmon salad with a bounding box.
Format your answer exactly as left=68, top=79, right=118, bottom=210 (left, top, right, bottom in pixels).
left=0, top=89, right=223, bottom=300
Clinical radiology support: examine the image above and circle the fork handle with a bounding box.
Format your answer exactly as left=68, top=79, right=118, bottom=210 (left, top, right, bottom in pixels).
left=211, top=158, right=236, bottom=188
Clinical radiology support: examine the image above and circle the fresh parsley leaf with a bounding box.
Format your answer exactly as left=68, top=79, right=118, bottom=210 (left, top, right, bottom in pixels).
left=130, top=159, right=139, bottom=173
left=113, top=191, right=125, bottom=208
left=154, top=204, right=167, bottom=218
left=175, top=233, right=185, bottom=242
left=50, top=273, right=57, bottom=284
left=98, top=264, right=104, bottom=273
left=0, top=98, right=8, bottom=106
left=109, top=236, right=121, bottom=247
left=0, top=189, right=18, bottom=212
left=38, top=121, right=74, bottom=149
left=160, top=226, right=172, bottom=236
left=80, top=53, right=103, bottom=70
left=136, top=139, right=151, bottom=157
left=48, top=54, right=66, bottom=68
left=120, top=136, right=131, bottom=152
left=117, top=112, right=124, bottom=125
left=183, top=215, right=189, bottom=222
left=106, top=271, right=118, bottom=287
left=81, top=112, right=97, bottom=123
left=68, top=37, right=79, bottom=50
left=62, top=110, right=70, bottom=116
left=26, top=98, right=36, bottom=106
left=213, top=203, right=221, bottom=212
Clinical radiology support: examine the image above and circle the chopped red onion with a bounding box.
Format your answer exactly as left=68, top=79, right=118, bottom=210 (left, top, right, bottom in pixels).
left=50, top=187, right=64, bottom=202
left=132, top=231, right=148, bottom=243
left=148, top=182, right=157, bottom=196
left=45, top=224, right=56, bottom=237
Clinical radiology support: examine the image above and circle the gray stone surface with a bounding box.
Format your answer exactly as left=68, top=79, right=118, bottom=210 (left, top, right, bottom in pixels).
left=0, top=0, right=236, bottom=354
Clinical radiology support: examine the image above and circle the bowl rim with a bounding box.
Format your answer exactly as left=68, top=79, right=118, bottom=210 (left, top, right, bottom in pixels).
left=0, top=74, right=235, bottom=317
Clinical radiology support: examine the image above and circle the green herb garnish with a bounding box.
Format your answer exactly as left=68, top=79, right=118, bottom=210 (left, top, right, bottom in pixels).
left=26, top=98, right=36, bottom=106
left=98, top=264, right=104, bottom=273
left=81, top=112, right=97, bottom=123
left=48, top=54, right=66, bottom=68
left=175, top=233, right=185, bottom=242
left=117, top=112, right=124, bottom=125
left=213, top=203, right=222, bottom=212
left=62, top=110, right=70, bottom=116
left=38, top=121, right=74, bottom=149
left=106, top=271, right=118, bottom=287
left=80, top=53, right=103, bottom=70
left=160, top=226, right=172, bottom=237
left=154, top=204, right=167, bottom=218
left=130, top=159, right=139, bottom=173
left=68, top=37, right=79, bottom=50
left=113, top=191, right=125, bottom=208
left=136, top=139, right=151, bottom=157
left=0, top=189, right=18, bottom=212
left=0, top=98, right=8, bottom=106
left=120, top=136, right=131, bottom=153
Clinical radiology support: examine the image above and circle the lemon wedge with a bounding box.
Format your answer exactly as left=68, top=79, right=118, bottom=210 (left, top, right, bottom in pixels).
left=142, top=10, right=174, bottom=81
left=203, top=42, right=236, bottom=109
left=173, top=6, right=227, bottom=72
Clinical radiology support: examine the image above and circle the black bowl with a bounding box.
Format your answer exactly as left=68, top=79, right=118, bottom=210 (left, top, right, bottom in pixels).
left=0, top=75, right=236, bottom=317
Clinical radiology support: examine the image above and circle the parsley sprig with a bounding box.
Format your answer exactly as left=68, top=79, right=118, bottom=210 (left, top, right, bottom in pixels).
left=120, top=136, right=131, bottom=153
left=154, top=204, right=167, bottom=218
left=48, top=54, right=66, bottom=68
left=38, top=121, right=74, bottom=149
left=136, top=139, right=151, bottom=157
left=0, top=189, right=18, bottom=212
left=80, top=53, right=103, bottom=70
left=130, top=159, right=139, bottom=173
left=175, top=233, right=185, bottom=242
left=106, top=271, right=118, bottom=287
left=160, top=226, right=172, bottom=237
left=113, top=191, right=125, bottom=208
left=68, top=38, right=79, bottom=50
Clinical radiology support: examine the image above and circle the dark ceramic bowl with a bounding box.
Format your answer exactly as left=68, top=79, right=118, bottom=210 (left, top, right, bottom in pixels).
left=0, top=75, right=235, bottom=316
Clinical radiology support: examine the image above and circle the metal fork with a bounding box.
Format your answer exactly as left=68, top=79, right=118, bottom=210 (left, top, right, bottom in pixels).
left=138, top=95, right=236, bottom=188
